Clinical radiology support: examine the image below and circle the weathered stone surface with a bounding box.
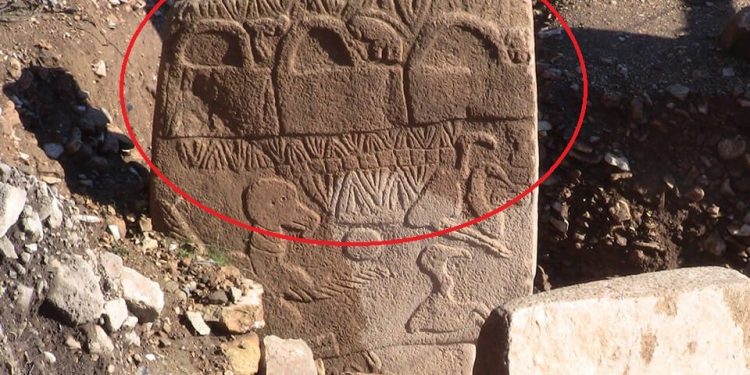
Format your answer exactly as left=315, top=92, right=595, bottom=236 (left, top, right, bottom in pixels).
left=206, top=286, right=265, bottom=334
left=0, top=183, right=26, bottom=237
left=99, top=251, right=124, bottom=291
left=45, top=199, right=63, bottom=229
left=83, top=324, right=114, bottom=355
left=263, top=336, right=317, bottom=375
left=27, top=182, right=57, bottom=222
left=15, top=284, right=34, bottom=315
left=0, top=236, right=17, bottom=260
left=186, top=311, right=211, bottom=336
left=120, top=267, right=164, bottom=322
left=45, top=256, right=105, bottom=326
left=223, top=333, right=261, bottom=375
left=152, top=0, right=537, bottom=372
left=20, top=208, right=44, bottom=243
left=475, top=267, right=750, bottom=375
left=123, top=330, right=141, bottom=347
left=220, top=299, right=264, bottom=334
left=102, top=298, right=129, bottom=332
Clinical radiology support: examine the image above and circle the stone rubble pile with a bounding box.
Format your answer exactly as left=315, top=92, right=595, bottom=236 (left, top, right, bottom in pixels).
left=0, top=161, right=167, bottom=372
left=168, top=259, right=326, bottom=374
left=0, top=161, right=343, bottom=374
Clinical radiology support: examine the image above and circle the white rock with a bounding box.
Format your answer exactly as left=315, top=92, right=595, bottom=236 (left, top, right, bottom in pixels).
left=33, top=183, right=63, bottom=228
left=120, top=267, right=164, bottom=322
left=475, top=267, right=750, bottom=375
left=93, top=60, right=107, bottom=78
left=74, top=215, right=101, bottom=224
left=30, top=183, right=56, bottom=221
left=263, top=336, right=317, bottom=375
left=604, top=152, right=631, bottom=172
left=0, top=183, right=26, bottom=237
left=40, top=176, right=62, bottom=186
left=212, top=294, right=265, bottom=334
left=45, top=255, right=104, bottom=325
left=186, top=311, right=211, bottom=336
left=65, top=336, right=82, bottom=350
left=99, top=251, right=123, bottom=290
left=43, top=352, right=56, bottom=364
left=45, top=200, right=63, bottom=229
left=538, top=27, right=563, bottom=39
left=102, top=298, right=128, bottom=332
left=122, top=315, right=138, bottom=331
left=20, top=208, right=44, bottom=242
left=0, top=236, right=17, bottom=260
left=0, top=163, right=10, bottom=179
left=18, top=251, right=31, bottom=265
left=228, top=287, right=243, bottom=303
left=107, top=224, right=121, bottom=241
left=123, top=330, right=141, bottom=347
left=141, top=237, right=158, bottom=251
left=15, top=284, right=34, bottom=314
left=84, top=325, right=114, bottom=355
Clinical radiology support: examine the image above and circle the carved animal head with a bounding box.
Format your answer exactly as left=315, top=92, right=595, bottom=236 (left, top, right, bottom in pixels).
left=243, top=178, right=321, bottom=235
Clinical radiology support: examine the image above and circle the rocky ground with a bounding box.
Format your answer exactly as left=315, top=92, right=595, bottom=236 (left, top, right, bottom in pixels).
left=0, top=0, right=748, bottom=374
left=0, top=161, right=321, bottom=374
left=534, top=0, right=750, bottom=287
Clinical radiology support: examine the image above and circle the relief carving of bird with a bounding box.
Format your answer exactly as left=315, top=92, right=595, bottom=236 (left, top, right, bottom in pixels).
left=406, top=243, right=490, bottom=333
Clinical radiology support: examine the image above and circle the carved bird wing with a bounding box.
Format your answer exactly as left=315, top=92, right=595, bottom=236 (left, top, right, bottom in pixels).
left=286, top=263, right=392, bottom=303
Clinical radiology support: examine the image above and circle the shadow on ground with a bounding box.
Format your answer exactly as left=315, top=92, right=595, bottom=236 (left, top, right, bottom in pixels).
left=540, top=0, right=747, bottom=94
left=535, top=1, right=750, bottom=288
left=2, top=66, right=150, bottom=214
left=145, top=0, right=170, bottom=39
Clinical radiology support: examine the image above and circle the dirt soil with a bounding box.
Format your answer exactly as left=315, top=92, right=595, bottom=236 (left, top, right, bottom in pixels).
left=534, top=0, right=750, bottom=288
left=0, top=0, right=748, bottom=373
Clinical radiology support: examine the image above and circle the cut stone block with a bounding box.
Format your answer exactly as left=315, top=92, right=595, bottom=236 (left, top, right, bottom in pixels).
left=223, top=333, right=261, bottom=375
left=151, top=0, right=538, bottom=372
left=475, top=267, right=750, bottom=375
left=263, top=336, right=316, bottom=375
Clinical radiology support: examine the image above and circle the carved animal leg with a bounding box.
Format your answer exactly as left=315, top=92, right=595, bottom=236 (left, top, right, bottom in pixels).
left=247, top=237, right=321, bottom=303
left=279, top=263, right=323, bottom=303
left=364, top=350, right=383, bottom=373
left=472, top=303, right=492, bottom=322
left=440, top=218, right=511, bottom=258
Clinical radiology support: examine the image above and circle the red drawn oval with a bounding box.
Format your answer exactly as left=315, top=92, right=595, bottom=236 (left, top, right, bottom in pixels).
left=118, top=0, right=588, bottom=247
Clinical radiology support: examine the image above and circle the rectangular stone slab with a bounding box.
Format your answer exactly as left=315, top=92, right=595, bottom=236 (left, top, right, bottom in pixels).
left=150, top=0, right=537, bottom=373
left=475, top=267, right=750, bottom=375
